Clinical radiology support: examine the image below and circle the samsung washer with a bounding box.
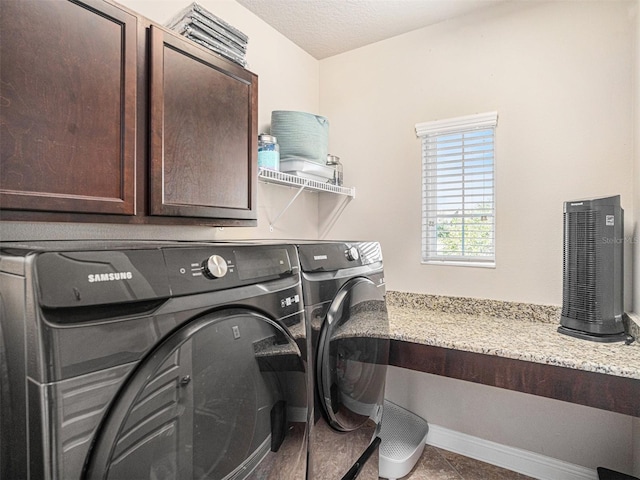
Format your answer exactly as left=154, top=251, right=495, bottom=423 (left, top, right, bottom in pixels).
left=296, top=241, right=389, bottom=480
left=0, top=241, right=308, bottom=480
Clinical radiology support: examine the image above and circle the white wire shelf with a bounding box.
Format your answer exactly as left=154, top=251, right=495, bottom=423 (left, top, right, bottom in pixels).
left=257, top=167, right=355, bottom=231
left=258, top=168, right=355, bottom=198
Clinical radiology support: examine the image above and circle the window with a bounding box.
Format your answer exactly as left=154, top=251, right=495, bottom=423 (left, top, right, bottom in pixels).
left=416, top=112, right=497, bottom=266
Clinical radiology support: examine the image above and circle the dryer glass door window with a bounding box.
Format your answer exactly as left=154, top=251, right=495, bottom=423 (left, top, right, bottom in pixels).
left=84, top=309, right=307, bottom=480
left=317, top=278, right=389, bottom=432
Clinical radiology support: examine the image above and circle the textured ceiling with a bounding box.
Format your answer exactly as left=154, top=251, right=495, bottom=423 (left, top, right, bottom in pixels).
left=236, top=0, right=506, bottom=59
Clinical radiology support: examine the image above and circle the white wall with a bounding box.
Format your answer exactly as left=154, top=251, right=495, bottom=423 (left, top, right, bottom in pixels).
left=320, top=0, right=636, bottom=307
left=1, top=0, right=321, bottom=242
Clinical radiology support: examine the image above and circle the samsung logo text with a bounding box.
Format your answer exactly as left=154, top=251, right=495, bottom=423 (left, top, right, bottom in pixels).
left=88, top=272, right=133, bottom=283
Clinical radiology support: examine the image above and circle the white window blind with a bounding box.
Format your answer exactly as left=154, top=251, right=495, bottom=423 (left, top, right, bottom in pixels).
left=416, top=112, right=497, bottom=266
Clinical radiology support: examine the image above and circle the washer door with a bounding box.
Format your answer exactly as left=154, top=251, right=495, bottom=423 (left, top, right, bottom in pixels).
left=84, top=309, right=307, bottom=480
left=316, top=277, right=389, bottom=432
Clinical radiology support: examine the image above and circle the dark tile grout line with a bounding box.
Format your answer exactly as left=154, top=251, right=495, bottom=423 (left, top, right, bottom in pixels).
left=433, top=447, right=465, bottom=479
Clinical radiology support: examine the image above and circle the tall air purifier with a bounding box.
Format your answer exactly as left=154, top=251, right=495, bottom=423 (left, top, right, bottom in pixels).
left=559, top=195, right=627, bottom=342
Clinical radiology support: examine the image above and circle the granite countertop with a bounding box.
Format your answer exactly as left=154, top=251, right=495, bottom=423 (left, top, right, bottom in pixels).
left=386, top=291, right=640, bottom=381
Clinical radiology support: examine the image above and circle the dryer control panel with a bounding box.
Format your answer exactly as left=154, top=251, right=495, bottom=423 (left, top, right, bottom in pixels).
left=298, top=241, right=383, bottom=272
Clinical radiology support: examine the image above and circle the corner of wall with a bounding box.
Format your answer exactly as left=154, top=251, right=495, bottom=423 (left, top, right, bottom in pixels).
left=634, top=0, right=640, bottom=313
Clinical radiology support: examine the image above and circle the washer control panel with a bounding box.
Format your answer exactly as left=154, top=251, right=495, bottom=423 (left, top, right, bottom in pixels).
left=163, top=245, right=296, bottom=296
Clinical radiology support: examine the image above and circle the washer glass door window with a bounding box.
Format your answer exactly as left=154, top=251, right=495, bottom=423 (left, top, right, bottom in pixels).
left=84, top=309, right=306, bottom=480
left=317, top=278, right=389, bottom=432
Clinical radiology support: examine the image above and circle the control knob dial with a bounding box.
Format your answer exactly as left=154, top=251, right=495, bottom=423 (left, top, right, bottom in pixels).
left=345, top=246, right=360, bottom=262
left=202, top=254, right=228, bottom=279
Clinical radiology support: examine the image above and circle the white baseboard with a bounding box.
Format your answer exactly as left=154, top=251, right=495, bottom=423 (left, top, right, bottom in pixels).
left=426, top=424, right=599, bottom=480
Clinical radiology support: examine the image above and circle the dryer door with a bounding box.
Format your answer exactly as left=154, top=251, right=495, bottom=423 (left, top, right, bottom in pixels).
left=316, top=277, right=389, bottom=432
left=84, top=309, right=307, bottom=480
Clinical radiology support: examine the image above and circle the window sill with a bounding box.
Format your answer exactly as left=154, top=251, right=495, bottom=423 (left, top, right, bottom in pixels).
left=421, top=260, right=496, bottom=269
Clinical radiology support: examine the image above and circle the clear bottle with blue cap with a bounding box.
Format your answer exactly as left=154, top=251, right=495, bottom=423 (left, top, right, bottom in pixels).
left=258, top=134, right=280, bottom=170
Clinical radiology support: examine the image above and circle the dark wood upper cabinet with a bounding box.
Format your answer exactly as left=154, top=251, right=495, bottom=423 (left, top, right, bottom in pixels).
left=149, top=26, right=258, bottom=221
left=0, top=0, right=137, bottom=215
left=0, top=0, right=258, bottom=226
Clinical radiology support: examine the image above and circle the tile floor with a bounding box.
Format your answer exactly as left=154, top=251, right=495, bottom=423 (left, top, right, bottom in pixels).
left=390, top=445, right=536, bottom=480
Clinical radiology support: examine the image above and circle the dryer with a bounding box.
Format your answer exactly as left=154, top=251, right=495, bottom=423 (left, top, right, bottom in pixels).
left=0, top=241, right=309, bottom=480
left=297, top=241, right=389, bottom=480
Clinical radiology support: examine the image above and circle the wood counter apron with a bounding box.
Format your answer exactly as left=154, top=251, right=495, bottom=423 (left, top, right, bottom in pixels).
left=384, top=292, right=640, bottom=418
left=389, top=341, right=639, bottom=417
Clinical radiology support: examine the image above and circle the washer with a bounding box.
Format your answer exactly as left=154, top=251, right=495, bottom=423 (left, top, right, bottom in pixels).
left=297, top=241, right=389, bottom=480
left=0, top=241, right=309, bottom=480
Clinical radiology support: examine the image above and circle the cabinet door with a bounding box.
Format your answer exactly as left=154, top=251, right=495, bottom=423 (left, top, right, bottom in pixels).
left=0, top=0, right=137, bottom=215
left=149, top=26, right=258, bottom=222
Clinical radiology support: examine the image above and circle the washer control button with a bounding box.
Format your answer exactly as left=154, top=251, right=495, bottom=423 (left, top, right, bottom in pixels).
left=202, top=255, right=228, bottom=279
